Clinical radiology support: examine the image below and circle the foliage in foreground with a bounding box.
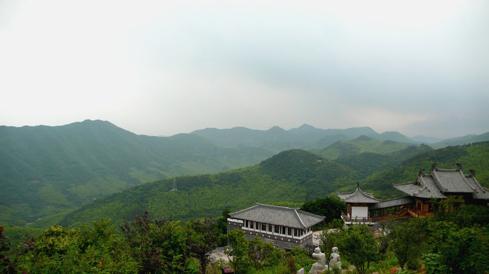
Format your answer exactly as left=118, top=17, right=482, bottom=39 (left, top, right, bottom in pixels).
left=389, top=204, right=489, bottom=274
left=2, top=203, right=489, bottom=274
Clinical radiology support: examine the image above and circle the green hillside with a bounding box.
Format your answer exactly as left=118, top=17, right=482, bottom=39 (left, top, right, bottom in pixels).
left=61, top=142, right=489, bottom=227
left=432, top=131, right=489, bottom=148
left=0, top=120, right=273, bottom=226
left=192, top=125, right=415, bottom=152
left=316, top=135, right=416, bottom=160
left=60, top=150, right=357, bottom=226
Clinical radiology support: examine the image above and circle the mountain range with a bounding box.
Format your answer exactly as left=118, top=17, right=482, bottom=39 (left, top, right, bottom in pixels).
left=1, top=120, right=489, bottom=227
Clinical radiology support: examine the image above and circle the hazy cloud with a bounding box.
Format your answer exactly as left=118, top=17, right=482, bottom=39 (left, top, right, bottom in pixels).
left=0, top=0, right=488, bottom=138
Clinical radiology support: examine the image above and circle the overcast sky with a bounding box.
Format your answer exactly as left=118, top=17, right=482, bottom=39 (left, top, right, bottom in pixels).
left=0, top=0, right=488, bottom=138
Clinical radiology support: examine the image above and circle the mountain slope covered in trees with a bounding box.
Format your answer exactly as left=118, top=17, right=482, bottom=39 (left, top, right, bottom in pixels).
left=0, top=120, right=273, bottom=226
left=315, top=135, right=421, bottom=160
left=0, top=120, right=426, bottom=226
left=60, top=143, right=440, bottom=226
left=192, top=124, right=416, bottom=152
left=432, top=131, right=489, bottom=148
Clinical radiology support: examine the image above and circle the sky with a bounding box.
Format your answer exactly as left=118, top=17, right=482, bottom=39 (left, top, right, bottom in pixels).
left=0, top=0, right=488, bottom=138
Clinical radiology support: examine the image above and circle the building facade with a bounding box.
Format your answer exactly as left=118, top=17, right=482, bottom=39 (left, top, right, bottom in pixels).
left=394, top=165, right=489, bottom=216
left=338, top=185, right=379, bottom=225
left=339, top=165, right=489, bottom=225
left=227, top=203, right=324, bottom=249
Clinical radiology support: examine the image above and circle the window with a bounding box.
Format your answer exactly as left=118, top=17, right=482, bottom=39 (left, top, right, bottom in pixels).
left=268, top=224, right=272, bottom=232
left=250, top=221, right=254, bottom=229
left=261, top=223, right=266, bottom=231
left=274, top=225, right=280, bottom=233
left=294, top=229, right=298, bottom=237
left=245, top=220, right=248, bottom=227
left=288, top=227, right=292, bottom=235
left=281, top=226, right=286, bottom=234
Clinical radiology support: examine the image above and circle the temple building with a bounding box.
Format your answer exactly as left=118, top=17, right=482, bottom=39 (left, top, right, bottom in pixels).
left=339, top=165, right=489, bottom=224
left=337, top=184, right=379, bottom=225
left=394, top=165, right=489, bottom=216
left=227, top=203, right=324, bottom=249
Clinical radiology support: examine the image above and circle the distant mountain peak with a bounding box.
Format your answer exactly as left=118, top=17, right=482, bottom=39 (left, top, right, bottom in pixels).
left=268, top=126, right=286, bottom=133
left=298, top=123, right=316, bottom=130
left=75, top=119, right=117, bottom=127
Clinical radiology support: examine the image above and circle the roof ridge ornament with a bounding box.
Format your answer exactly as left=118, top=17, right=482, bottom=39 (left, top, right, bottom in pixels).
left=294, top=209, right=306, bottom=228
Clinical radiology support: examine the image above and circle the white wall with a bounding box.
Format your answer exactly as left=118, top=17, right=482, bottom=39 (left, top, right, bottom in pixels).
left=351, top=206, right=368, bottom=219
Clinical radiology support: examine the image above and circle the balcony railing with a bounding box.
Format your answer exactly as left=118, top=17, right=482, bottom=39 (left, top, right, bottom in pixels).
left=341, top=214, right=375, bottom=224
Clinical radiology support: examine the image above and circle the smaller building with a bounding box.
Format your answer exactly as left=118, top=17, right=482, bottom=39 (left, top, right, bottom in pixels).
left=338, top=184, right=380, bottom=225
left=227, top=203, right=324, bottom=249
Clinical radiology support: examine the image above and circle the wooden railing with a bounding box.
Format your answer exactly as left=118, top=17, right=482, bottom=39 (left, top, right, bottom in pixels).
left=341, top=214, right=375, bottom=224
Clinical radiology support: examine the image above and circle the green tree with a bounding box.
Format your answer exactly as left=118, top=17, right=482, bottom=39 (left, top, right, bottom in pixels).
left=226, top=229, right=250, bottom=274
left=320, top=229, right=338, bottom=260
left=336, top=225, right=379, bottom=274
left=216, top=208, right=231, bottom=246
left=435, top=226, right=489, bottom=274
left=188, top=218, right=220, bottom=274
left=16, top=221, right=137, bottom=273
left=300, top=195, right=346, bottom=223
left=0, top=226, right=16, bottom=274
left=389, top=218, right=428, bottom=270
left=122, top=212, right=189, bottom=273
left=247, top=237, right=283, bottom=270
left=423, top=253, right=448, bottom=274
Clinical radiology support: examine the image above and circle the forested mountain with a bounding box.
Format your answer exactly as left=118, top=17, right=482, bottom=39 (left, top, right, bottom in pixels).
left=315, top=135, right=424, bottom=160
left=432, top=131, right=489, bottom=148
left=2, top=119, right=487, bottom=228
left=60, top=150, right=356, bottom=226
left=0, top=120, right=273, bottom=226
left=0, top=120, right=420, bottom=226
left=60, top=143, right=437, bottom=227
left=192, top=124, right=415, bottom=152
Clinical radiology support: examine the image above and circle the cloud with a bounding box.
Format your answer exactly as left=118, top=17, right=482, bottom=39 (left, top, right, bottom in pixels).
left=0, top=0, right=488, bottom=138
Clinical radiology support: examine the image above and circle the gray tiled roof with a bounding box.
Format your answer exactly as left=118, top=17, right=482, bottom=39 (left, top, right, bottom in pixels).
left=466, top=176, right=489, bottom=200
left=432, top=169, right=473, bottom=193
left=229, top=203, right=324, bottom=228
left=395, top=167, right=489, bottom=200
left=338, top=186, right=379, bottom=204
left=371, top=197, right=414, bottom=209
